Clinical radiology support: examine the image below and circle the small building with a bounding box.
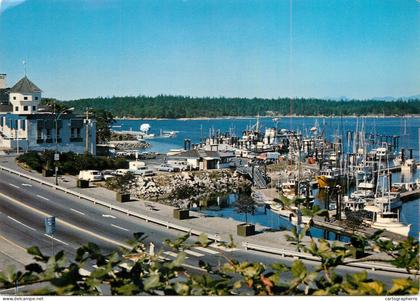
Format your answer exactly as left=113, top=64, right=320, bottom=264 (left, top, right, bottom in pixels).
left=168, top=149, right=235, bottom=170
left=0, top=74, right=96, bottom=154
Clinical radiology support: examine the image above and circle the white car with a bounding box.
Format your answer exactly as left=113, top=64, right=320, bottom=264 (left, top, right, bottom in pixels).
left=130, top=166, right=155, bottom=177
left=115, top=169, right=130, bottom=176
left=101, top=170, right=116, bottom=180
left=158, top=164, right=179, bottom=172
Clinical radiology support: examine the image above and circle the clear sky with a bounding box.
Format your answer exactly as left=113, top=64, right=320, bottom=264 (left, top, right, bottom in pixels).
left=0, top=0, right=419, bottom=100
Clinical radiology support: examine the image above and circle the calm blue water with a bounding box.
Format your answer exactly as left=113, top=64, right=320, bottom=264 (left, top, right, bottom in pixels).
left=115, top=117, right=420, bottom=158
left=114, top=117, right=419, bottom=239
left=199, top=202, right=350, bottom=242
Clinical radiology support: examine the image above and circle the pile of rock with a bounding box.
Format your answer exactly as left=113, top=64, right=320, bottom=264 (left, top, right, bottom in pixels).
left=132, top=170, right=251, bottom=207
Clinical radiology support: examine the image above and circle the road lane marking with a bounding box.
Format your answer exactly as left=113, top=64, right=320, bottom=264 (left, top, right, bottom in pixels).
left=44, top=234, right=70, bottom=246
left=163, top=251, right=189, bottom=259
left=163, top=251, right=178, bottom=257
left=0, top=192, right=131, bottom=249
left=9, top=183, right=19, bottom=189
left=36, top=194, right=50, bottom=201
left=0, top=234, right=27, bottom=251
left=210, top=244, right=238, bottom=252
left=22, top=183, right=32, bottom=187
left=193, top=246, right=219, bottom=255
left=102, top=214, right=116, bottom=219
left=70, top=208, right=86, bottom=216
left=7, top=216, right=36, bottom=231
left=111, top=223, right=129, bottom=232
left=184, top=249, right=204, bottom=257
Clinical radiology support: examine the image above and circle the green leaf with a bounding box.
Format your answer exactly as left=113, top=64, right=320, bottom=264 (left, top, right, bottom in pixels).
left=27, top=246, right=48, bottom=262
left=197, top=233, right=209, bottom=247
left=25, top=263, right=44, bottom=274
left=291, top=260, right=306, bottom=278
left=143, top=274, right=161, bottom=291
left=388, top=278, right=413, bottom=294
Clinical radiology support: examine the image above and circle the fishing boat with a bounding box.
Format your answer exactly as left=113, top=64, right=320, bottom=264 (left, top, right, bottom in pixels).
left=365, top=206, right=411, bottom=237
left=316, top=167, right=342, bottom=188
left=344, top=195, right=366, bottom=211
left=374, top=194, right=402, bottom=211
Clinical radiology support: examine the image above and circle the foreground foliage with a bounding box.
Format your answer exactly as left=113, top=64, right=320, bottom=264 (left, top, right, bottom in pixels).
left=0, top=230, right=418, bottom=296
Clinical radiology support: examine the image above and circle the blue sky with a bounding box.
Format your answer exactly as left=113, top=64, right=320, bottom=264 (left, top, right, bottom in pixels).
left=0, top=0, right=419, bottom=100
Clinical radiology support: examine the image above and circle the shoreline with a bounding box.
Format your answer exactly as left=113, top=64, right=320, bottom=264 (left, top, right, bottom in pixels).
left=115, top=114, right=420, bottom=121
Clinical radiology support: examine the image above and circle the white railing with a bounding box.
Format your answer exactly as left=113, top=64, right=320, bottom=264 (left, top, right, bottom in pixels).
left=242, top=242, right=419, bottom=275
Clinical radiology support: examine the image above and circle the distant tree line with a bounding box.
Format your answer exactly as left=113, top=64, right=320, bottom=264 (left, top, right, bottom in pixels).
left=61, top=96, right=420, bottom=118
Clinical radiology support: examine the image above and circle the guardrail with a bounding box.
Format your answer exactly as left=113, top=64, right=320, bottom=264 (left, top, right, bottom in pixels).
left=0, top=164, right=222, bottom=243
left=242, top=242, right=419, bottom=275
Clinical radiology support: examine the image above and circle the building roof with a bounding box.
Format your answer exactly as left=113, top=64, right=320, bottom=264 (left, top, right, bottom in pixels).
left=10, top=76, right=41, bottom=94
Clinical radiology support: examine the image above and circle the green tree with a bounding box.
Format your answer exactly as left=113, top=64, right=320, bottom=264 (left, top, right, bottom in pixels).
left=93, top=109, right=115, bottom=144
left=234, top=195, right=256, bottom=224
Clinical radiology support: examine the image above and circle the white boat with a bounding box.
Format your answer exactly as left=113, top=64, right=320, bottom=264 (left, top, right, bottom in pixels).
left=400, top=158, right=417, bottom=173
left=166, top=149, right=184, bottom=156
left=344, top=195, right=366, bottom=211
left=351, top=189, right=374, bottom=199
left=160, top=130, right=178, bottom=138
left=374, top=194, right=402, bottom=211
left=367, top=209, right=411, bottom=237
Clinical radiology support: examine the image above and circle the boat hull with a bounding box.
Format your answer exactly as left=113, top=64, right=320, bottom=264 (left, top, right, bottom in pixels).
left=316, top=175, right=336, bottom=188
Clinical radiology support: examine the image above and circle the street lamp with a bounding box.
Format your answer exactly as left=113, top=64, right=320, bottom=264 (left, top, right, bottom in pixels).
left=55, top=107, right=74, bottom=185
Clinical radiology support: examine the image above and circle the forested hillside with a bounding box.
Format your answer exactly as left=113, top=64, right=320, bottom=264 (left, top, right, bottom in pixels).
left=64, top=96, right=420, bottom=118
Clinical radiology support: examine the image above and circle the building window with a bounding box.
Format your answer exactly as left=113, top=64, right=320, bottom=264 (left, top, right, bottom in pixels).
left=15, top=106, right=18, bottom=111
left=23, top=106, right=28, bottom=111
left=37, top=129, right=42, bottom=139
left=35, top=97, right=38, bottom=100
left=24, top=96, right=28, bottom=100
left=13, top=96, right=16, bottom=100
left=46, top=129, right=51, bottom=139
left=33, top=106, right=36, bottom=111
left=71, top=127, right=82, bottom=138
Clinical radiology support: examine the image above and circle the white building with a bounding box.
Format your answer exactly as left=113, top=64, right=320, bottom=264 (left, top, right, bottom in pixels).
left=0, top=74, right=96, bottom=154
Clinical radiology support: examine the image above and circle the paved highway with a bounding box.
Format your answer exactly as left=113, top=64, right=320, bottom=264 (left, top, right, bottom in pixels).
left=0, top=169, right=413, bottom=288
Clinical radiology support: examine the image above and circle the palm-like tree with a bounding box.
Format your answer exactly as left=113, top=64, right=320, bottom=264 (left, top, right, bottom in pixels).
left=300, top=205, right=329, bottom=223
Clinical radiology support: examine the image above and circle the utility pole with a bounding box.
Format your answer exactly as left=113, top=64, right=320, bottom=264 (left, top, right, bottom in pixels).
left=85, top=108, right=90, bottom=157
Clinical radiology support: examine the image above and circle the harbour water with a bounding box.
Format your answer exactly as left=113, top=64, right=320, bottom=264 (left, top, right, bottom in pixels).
left=114, top=116, right=420, bottom=239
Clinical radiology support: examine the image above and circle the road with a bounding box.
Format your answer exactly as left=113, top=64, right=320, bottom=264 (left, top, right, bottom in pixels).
left=0, top=168, right=414, bottom=290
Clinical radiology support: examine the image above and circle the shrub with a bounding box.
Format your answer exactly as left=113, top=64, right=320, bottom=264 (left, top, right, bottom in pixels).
left=17, top=151, right=128, bottom=175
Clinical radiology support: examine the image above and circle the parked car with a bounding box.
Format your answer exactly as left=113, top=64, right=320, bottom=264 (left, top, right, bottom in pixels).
left=101, top=170, right=116, bottom=180
left=78, top=170, right=103, bottom=182
left=158, top=164, right=179, bottom=172
left=114, top=169, right=130, bottom=176
left=130, top=166, right=155, bottom=176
